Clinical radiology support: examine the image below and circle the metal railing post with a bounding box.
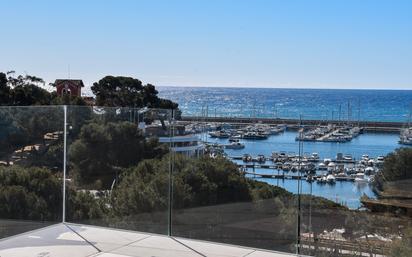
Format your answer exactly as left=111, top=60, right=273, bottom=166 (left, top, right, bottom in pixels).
left=62, top=105, right=67, bottom=223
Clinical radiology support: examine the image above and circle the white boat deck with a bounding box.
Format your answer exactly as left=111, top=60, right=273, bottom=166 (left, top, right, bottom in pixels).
left=0, top=223, right=297, bottom=257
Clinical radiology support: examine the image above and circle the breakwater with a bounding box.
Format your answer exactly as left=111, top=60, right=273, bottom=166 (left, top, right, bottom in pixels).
left=181, top=116, right=403, bottom=132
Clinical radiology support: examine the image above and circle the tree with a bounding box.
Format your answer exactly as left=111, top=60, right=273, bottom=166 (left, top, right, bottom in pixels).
left=69, top=121, right=167, bottom=187
left=6, top=72, right=52, bottom=106
left=0, top=166, right=62, bottom=220
left=373, top=148, right=412, bottom=192
left=0, top=72, right=11, bottom=105
left=110, top=154, right=290, bottom=216
left=91, top=76, right=179, bottom=110
left=91, top=76, right=144, bottom=107
left=0, top=165, right=107, bottom=222
left=50, top=92, right=87, bottom=106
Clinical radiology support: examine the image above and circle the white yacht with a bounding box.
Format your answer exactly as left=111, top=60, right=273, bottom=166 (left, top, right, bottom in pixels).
left=225, top=141, right=245, bottom=149
left=354, top=173, right=368, bottom=183
left=318, top=162, right=327, bottom=170
left=326, top=174, right=336, bottom=183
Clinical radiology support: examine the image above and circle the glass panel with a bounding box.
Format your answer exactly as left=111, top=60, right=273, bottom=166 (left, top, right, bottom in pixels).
left=65, top=106, right=172, bottom=235
left=0, top=106, right=64, bottom=238
left=298, top=116, right=412, bottom=256
left=170, top=115, right=298, bottom=253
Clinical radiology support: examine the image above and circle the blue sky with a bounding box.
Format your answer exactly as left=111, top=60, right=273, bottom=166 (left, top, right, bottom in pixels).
left=1, top=0, right=411, bottom=92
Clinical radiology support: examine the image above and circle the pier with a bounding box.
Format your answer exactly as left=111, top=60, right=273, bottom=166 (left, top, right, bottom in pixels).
left=241, top=170, right=355, bottom=182
left=181, top=116, right=402, bottom=132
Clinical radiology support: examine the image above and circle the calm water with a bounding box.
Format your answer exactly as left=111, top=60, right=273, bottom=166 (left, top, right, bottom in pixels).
left=159, top=87, right=412, bottom=208
left=158, top=87, right=412, bottom=122
left=201, top=130, right=408, bottom=209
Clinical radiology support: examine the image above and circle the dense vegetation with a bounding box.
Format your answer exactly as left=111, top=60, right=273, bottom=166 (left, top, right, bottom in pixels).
left=0, top=166, right=104, bottom=221
left=0, top=72, right=179, bottom=110
left=69, top=121, right=167, bottom=187
left=373, top=147, right=412, bottom=193
left=91, top=76, right=178, bottom=110
left=0, top=71, right=86, bottom=106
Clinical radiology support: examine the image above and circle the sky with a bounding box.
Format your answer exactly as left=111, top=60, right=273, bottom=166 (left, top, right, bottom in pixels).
left=0, top=0, right=411, bottom=93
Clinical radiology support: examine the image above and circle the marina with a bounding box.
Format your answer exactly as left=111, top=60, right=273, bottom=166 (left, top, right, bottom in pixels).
left=296, top=124, right=362, bottom=142
left=190, top=122, right=410, bottom=209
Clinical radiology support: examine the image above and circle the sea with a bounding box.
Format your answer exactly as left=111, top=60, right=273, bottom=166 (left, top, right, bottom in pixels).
left=158, top=87, right=412, bottom=209
left=158, top=87, right=412, bottom=122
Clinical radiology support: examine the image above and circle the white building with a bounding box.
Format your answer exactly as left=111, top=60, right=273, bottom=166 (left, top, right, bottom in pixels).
left=158, top=135, right=204, bottom=157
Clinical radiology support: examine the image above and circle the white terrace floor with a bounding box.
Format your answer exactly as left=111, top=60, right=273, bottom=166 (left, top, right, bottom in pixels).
left=0, top=223, right=297, bottom=257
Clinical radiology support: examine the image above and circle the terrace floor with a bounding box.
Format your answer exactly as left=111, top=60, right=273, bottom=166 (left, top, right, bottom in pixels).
left=0, top=223, right=297, bottom=257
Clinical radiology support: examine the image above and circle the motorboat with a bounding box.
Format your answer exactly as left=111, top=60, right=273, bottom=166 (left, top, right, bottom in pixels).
left=318, top=162, right=327, bottom=170
left=225, top=141, right=245, bottom=149
left=327, top=162, right=336, bottom=171
left=326, top=174, right=336, bottom=184
left=354, top=173, right=368, bottom=183
left=323, top=158, right=332, bottom=165
left=256, top=154, right=266, bottom=163
left=282, top=162, right=291, bottom=171
left=242, top=132, right=268, bottom=140
left=317, top=175, right=328, bottom=183
left=364, top=167, right=375, bottom=175
left=242, top=154, right=252, bottom=162
left=343, top=154, right=353, bottom=161
left=228, top=135, right=242, bottom=142
left=209, top=130, right=231, bottom=138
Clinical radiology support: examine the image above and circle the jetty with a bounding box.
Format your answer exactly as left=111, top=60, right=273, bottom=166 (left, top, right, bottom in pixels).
left=181, top=116, right=402, bottom=132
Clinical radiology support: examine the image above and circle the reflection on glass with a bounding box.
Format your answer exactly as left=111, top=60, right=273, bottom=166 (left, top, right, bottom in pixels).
left=65, top=107, right=172, bottom=235
left=0, top=106, right=64, bottom=238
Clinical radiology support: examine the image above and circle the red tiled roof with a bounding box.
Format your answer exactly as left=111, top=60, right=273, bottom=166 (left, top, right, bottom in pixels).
left=54, top=79, right=84, bottom=87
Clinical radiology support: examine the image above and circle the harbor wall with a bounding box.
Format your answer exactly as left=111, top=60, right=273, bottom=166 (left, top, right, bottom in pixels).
left=181, top=116, right=403, bottom=132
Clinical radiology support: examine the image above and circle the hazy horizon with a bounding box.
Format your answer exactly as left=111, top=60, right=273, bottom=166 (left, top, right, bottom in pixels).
left=1, top=0, right=411, bottom=92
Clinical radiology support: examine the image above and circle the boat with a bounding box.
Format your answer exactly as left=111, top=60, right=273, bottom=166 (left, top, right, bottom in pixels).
left=364, top=167, right=375, bottom=175
left=327, top=162, right=336, bottom=171
left=270, top=125, right=286, bottom=135
left=290, top=162, right=299, bottom=172
left=225, top=141, right=245, bottom=149
left=354, top=173, right=368, bottom=183
left=242, top=154, right=252, bottom=162
left=343, top=154, right=353, bottom=161
left=242, top=132, right=268, bottom=140
left=228, top=135, right=241, bottom=142
left=317, top=175, right=328, bottom=183
left=323, top=158, right=332, bottom=165
left=308, top=152, right=320, bottom=161
left=282, top=162, right=291, bottom=171
left=326, top=174, right=336, bottom=184
left=318, top=162, right=327, bottom=170
left=256, top=154, right=266, bottom=163
left=209, top=130, right=231, bottom=138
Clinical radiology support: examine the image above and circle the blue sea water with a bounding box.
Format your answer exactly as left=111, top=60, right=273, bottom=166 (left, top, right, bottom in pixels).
left=158, top=87, right=412, bottom=208
left=203, top=131, right=405, bottom=209
left=158, top=87, right=412, bottom=122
